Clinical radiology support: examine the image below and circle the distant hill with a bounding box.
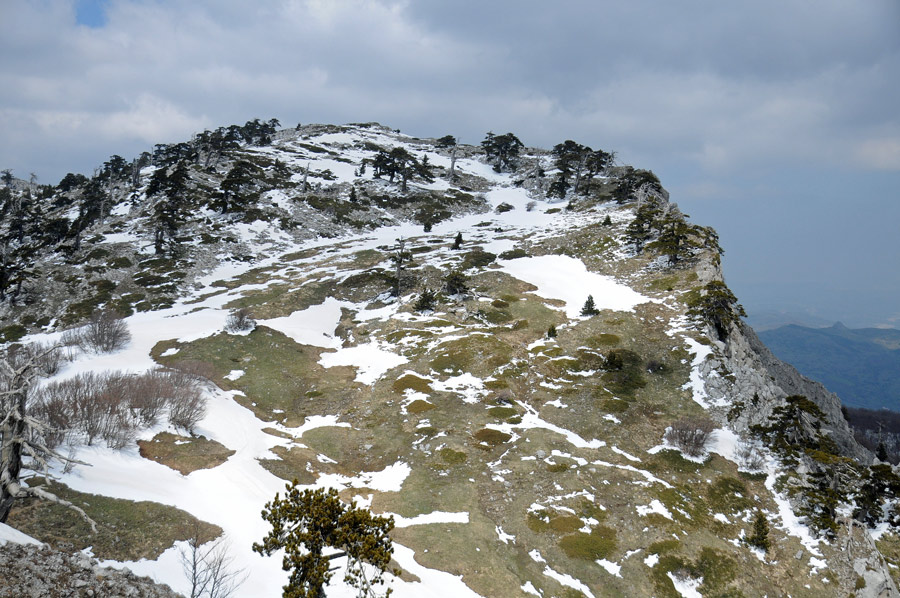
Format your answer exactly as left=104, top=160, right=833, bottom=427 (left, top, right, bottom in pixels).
left=759, top=322, right=900, bottom=410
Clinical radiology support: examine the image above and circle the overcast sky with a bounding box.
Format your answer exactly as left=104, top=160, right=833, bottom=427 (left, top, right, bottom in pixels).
left=2, top=0, right=899, bottom=328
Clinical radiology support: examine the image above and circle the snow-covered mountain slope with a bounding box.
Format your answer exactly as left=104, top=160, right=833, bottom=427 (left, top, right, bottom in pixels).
left=1, top=123, right=898, bottom=598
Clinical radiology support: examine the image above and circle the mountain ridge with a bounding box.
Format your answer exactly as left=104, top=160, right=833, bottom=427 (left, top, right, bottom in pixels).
left=1, top=121, right=897, bottom=598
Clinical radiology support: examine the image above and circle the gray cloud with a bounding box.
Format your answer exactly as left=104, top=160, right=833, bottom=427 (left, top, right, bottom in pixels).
left=1, top=0, right=898, bottom=325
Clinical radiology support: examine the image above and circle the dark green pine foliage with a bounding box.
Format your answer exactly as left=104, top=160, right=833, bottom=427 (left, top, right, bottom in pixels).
left=253, top=484, right=395, bottom=598
left=414, top=288, right=437, bottom=312
left=624, top=202, right=663, bottom=253
left=854, top=464, right=900, bottom=526
left=147, top=161, right=192, bottom=255
left=686, top=281, right=746, bottom=340
left=750, top=395, right=828, bottom=460
left=547, top=325, right=557, bottom=339
left=580, top=295, right=599, bottom=316
left=371, top=147, right=433, bottom=192
left=217, top=160, right=261, bottom=214
left=877, top=441, right=889, bottom=462
left=444, top=268, right=468, bottom=296
left=647, top=213, right=702, bottom=266
left=746, top=511, right=771, bottom=552
left=481, top=132, right=524, bottom=173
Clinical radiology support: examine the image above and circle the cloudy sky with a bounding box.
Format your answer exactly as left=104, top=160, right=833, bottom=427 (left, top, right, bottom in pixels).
left=2, top=0, right=899, bottom=328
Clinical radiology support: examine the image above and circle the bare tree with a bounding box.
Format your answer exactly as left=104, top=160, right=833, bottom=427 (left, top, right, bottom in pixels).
left=0, top=344, right=96, bottom=530
left=181, top=527, right=246, bottom=598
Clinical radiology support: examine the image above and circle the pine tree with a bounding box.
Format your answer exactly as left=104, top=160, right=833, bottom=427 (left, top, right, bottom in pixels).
left=414, top=288, right=437, bottom=312
left=253, top=484, right=395, bottom=598
left=686, top=281, right=746, bottom=340
left=452, top=232, right=462, bottom=250
left=877, top=441, right=889, bottom=462
left=547, top=325, right=557, bottom=339
left=580, top=295, right=599, bottom=316
left=444, top=269, right=468, bottom=296
left=746, top=511, right=770, bottom=552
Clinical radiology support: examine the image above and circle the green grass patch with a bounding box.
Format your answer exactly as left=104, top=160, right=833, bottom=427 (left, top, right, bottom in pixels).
left=8, top=479, right=221, bottom=561
left=601, top=398, right=630, bottom=413
left=430, top=336, right=513, bottom=375
left=154, top=327, right=357, bottom=425
left=876, top=533, right=900, bottom=587
left=647, top=449, right=704, bottom=474
left=707, top=477, right=751, bottom=514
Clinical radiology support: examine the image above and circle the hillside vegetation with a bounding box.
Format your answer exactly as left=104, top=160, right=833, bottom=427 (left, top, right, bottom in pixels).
left=1, top=122, right=897, bottom=598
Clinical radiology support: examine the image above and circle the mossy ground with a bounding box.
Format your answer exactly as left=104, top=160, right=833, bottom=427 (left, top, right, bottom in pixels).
left=8, top=479, right=221, bottom=561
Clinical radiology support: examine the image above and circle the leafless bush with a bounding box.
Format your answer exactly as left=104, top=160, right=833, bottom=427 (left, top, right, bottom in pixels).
left=34, top=367, right=208, bottom=449
left=224, top=308, right=255, bottom=333
left=736, top=443, right=765, bottom=472
left=76, top=309, right=132, bottom=353
left=165, top=369, right=207, bottom=434
left=665, top=416, right=716, bottom=457
left=28, top=342, right=64, bottom=377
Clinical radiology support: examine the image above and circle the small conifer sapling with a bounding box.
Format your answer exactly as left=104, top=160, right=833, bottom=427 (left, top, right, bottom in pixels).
left=581, top=295, right=599, bottom=316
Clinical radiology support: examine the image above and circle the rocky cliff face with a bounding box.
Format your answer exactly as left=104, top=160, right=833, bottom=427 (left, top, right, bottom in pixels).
left=0, top=542, right=183, bottom=598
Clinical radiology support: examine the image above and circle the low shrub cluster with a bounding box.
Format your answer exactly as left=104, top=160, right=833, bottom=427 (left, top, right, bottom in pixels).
left=62, top=309, right=132, bottom=353
left=32, top=368, right=207, bottom=450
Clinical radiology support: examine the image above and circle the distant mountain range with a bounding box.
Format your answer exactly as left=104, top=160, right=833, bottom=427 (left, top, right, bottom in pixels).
left=759, top=322, right=900, bottom=410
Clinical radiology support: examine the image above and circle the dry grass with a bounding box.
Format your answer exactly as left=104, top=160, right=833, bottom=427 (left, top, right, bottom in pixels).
left=137, top=432, right=235, bottom=475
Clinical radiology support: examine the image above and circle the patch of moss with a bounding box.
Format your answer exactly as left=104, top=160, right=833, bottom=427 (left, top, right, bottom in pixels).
left=487, top=406, right=517, bottom=419
left=647, top=450, right=704, bottom=474
left=558, top=526, right=616, bottom=560
left=439, top=448, right=467, bottom=465
left=0, top=324, right=27, bottom=343
left=527, top=512, right=550, bottom=533
left=548, top=515, right=582, bottom=533
left=461, top=249, right=497, bottom=269
left=601, top=398, right=630, bottom=413
left=648, top=538, right=681, bottom=555
left=473, top=428, right=512, bottom=446
left=587, top=333, right=621, bottom=347
left=498, top=248, right=528, bottom=260
left=108, top=256, right=133, bottom=269
left=393, top=373, right=432, bottom=393
left=407, top=399, right=436, bottom=414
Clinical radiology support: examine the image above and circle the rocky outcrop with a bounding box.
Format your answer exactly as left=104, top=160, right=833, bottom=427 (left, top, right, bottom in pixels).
left=702, top=319, right=871, bottom=463
left=0, top=542, right=183, bottom=598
